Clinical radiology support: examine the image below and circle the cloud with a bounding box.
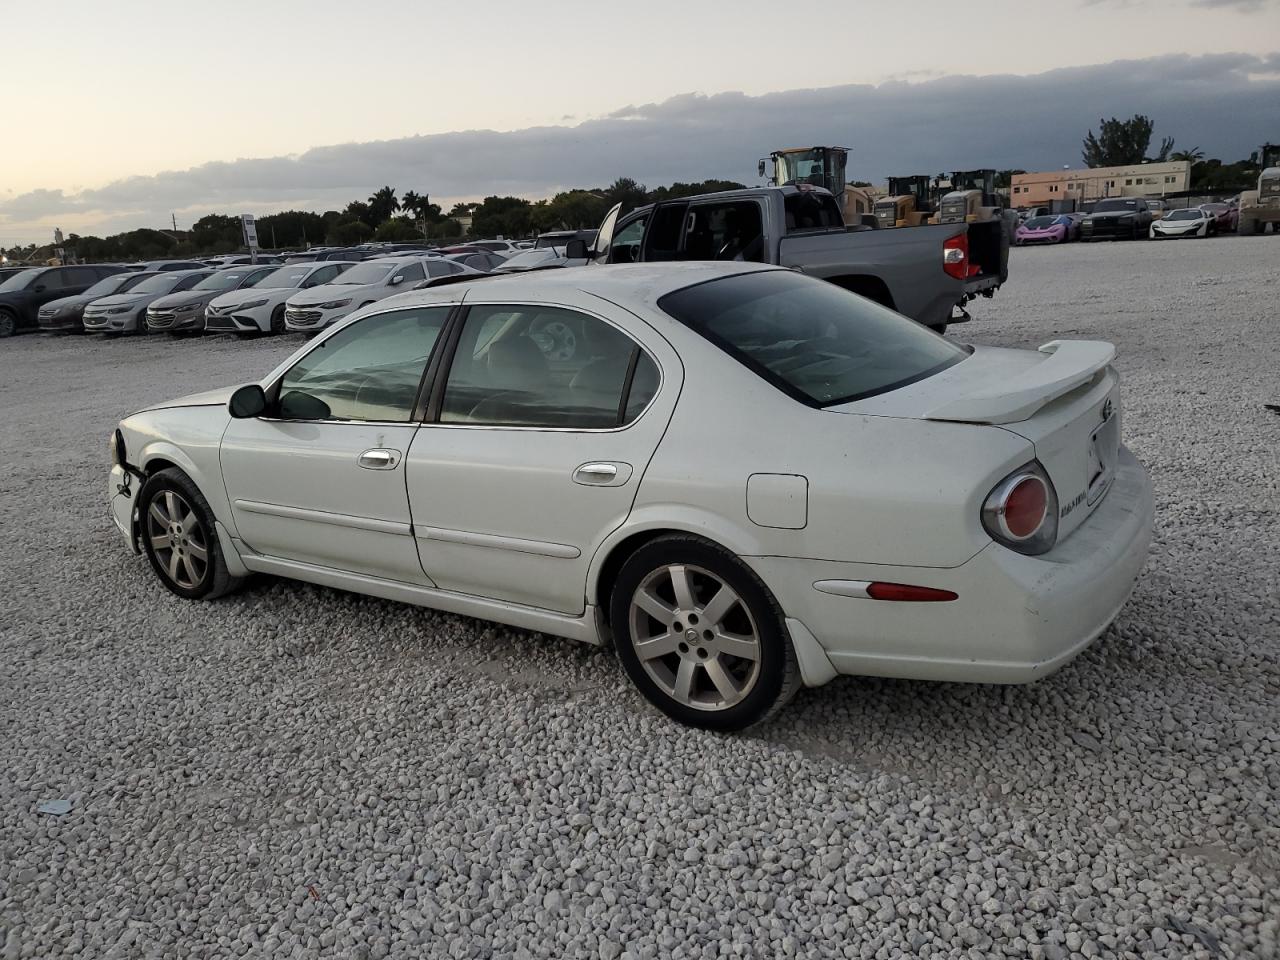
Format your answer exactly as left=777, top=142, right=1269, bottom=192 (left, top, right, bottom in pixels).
left=3, top=52, right=1279, bottom=243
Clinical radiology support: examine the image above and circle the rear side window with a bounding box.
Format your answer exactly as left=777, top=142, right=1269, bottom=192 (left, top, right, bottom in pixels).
left=784, top=192, right=843, bottom=231
left=440, top=305, right=658, bottom=428
left=658, top=270, right=966, bottom=407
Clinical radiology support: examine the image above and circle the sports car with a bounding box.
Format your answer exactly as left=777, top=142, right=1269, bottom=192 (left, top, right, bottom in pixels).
left=1150, top=208, right=1217, bottom=239
left=106, top=263, right=1154, bottom=730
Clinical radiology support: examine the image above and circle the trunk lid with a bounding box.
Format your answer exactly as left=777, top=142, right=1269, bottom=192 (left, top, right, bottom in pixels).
left=830, top=341, right=1121, bottom=539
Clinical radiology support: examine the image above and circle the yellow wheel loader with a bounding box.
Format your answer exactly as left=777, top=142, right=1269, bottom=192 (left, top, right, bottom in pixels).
left=758, top=147, right=878, bottom=227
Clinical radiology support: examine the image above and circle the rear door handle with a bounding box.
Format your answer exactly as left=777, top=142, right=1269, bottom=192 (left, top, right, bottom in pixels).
left=573, top=462, right=632, bottom=486
left=358, top=448, right=402, bottom=470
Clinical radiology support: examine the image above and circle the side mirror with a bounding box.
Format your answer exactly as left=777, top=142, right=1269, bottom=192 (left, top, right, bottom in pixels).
left=564, top=239, right=588, bottom=260
left=278, top=390, right=331, bottom=421
left=228, top=384, right=267, bottom=418
left=757, top=159, right=766, bottom=178
left=390, top=275, right=404, bottom=285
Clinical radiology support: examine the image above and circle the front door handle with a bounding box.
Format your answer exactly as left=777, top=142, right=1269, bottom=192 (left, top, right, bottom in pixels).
left=358, top=448, right=401, bottom=470
left=573, top=461, right=632, bottom=486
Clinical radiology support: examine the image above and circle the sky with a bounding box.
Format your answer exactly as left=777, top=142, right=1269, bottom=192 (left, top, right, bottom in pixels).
left=1, top=0, right=1278, bottom=245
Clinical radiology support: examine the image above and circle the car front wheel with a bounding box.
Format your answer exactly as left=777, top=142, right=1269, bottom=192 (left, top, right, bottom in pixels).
left=611, top=535, right=800, bottom=731
left=139, top=468, right=243, bottom=600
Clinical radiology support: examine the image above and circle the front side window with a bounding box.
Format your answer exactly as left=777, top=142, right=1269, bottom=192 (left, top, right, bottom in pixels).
left=609, top=217, right=647, bottom=263
left=391, top=262, right=425, bottom=284
left=440, top=305, right=658, bottom=429
left=302, top=265, right=338, bottom=286
left=277, top=306, right=450, bottom=422
left=659, top=270, right=966, bottom=407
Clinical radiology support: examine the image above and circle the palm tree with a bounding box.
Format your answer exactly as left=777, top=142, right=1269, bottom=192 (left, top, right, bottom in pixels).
left=1170, top=147, right=1205, bottom=163
left=401, top=190, right=423, bottom=221
left=367, top=186, right=400, bottom=225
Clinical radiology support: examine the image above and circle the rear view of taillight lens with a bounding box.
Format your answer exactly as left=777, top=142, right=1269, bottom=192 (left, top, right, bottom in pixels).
left=982, top=462, right=1059, bottom=555
left=942, top=234, right=968, bottom=279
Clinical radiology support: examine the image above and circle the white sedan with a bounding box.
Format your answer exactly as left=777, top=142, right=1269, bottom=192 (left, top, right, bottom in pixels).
left=205, top=261, right=357, bottom=334
left=106, top=263, right=1154, bottom=730
left=283, top=256, right=434, bottom=332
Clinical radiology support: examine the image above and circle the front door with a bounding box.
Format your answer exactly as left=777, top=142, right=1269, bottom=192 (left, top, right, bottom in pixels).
left=405, top=300, right=677, bottom=614
left=219, top=304, right=452, bottom=583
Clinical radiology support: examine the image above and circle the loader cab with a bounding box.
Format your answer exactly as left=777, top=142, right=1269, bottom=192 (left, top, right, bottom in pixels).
left=939, top=169, right=1002, bottom=223
left=876, top=175, right=935, bottom=228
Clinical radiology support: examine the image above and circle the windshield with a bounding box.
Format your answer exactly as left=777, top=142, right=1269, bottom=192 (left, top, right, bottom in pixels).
left=1093, top=199, right=1137, bottom=212
left=1024, top=217, right=1056, bottom=229
left=1166, top=209, right=1202, bottom=221
left=132, top=273, right=185, bottom=294
left=333, top=262, right=396, bottom=285
left=658, top=271, right=967, bottom=406
left=194, top=270, right=251, bottom=291
left=257, top=266, right=311, bottom=288
left=498, top=250, right=557, bottom=269
left=0, top=268, right=41, bottom=292
left=83, top=273, right=140, bottom=297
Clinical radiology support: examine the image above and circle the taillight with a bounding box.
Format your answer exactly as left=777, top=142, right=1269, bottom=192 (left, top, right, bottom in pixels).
left=943, top=233, right=968, bottom=279
left=982, top=462, right=1059, bottom=555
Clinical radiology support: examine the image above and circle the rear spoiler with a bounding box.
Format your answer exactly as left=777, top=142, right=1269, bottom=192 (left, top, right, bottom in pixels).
left=925, top=340, right=1115, bottom=424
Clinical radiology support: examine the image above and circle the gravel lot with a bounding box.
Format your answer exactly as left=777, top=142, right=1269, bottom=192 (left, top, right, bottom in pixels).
left=2, top=237, right=1278, bottom=959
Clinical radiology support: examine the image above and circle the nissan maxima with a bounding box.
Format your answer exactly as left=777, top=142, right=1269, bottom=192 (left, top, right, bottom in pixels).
left=106, top=263, right=1153, bottom=730
left=205, top=261, right=356, bottom=335
left=83, top=269, right=213, bottom=334
left=145, top=264, right=279, bottom=334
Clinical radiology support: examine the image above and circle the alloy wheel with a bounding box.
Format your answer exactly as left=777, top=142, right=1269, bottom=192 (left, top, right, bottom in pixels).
left=628, top=563, right=761, bottom=711
left=0, top=311, right=15, bottom=338
left=146, top=489, right=209, bottom=589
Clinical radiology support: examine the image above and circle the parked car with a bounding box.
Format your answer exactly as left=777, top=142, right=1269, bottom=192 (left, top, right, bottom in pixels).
left=446, top=251, right=509, bottom=272
left=468, top=240, right=521, bottom=256
left=1199, top=202, right=1238, bottom=232
left=145, top=264, right=279, bottom=334
left=1014, top=215, right=1077, bottom=245
left=38, top=270, right=161, bottom=333
left=203, top=255, right=283, bottom=268
left=123, top=260, right=209, bottom=272
left=1150, top=208, right=1219, bottom=239
left=106, top=263, right=1153, bottom=731
left=0, top=263, right=126, bottom=337
left=493, top=247, right=591, bottom=273
left=205, top=261, right=356, bottom=335
left=283, top=256, right=433, bottom=332
left=1146, top=199, right=1167, bottom=221
left=1018, top=206, right=1051, bottom=222
left=283, top=248, right=372, bottom=264
left=82, top=269, right=213, bottom=334
left=535, top=229, right=598, bottom=250
left=1079, top=197, right=1153, bottom=241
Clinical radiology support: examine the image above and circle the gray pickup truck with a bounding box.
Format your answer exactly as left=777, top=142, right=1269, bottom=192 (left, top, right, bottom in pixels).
left=575, top=185, right=1010, bottom=332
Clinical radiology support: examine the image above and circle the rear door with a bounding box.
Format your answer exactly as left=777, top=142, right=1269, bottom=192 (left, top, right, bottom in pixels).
left=404, top=298, right=678, bottom=614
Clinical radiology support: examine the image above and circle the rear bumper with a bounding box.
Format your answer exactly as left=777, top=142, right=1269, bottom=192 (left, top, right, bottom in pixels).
left=746, top=446, right=1154, bottom=684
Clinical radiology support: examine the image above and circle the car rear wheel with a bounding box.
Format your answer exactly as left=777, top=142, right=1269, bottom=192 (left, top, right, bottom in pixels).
left=611, top=535, right=800, bottom=731
left=139, top=468, right=243, bottom=601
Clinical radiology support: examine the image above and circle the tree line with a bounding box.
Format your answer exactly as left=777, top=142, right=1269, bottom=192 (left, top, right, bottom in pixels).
left=4, top=177, right=745, bottom=263
left=1081, top=115, right=1262, bottom=189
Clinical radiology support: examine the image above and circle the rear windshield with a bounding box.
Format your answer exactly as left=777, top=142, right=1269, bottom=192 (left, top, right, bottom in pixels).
left=658, top=270, right=967, bottom=407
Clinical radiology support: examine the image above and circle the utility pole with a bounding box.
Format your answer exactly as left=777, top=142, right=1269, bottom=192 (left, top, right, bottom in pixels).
left=172, top=212, right=178, bottom=232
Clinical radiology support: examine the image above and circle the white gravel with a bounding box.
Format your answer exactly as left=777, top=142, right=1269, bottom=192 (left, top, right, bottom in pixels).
left=1, top=236, right=1278, bottom=959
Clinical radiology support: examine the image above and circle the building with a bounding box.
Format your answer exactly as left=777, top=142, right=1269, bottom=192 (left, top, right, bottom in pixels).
left=1011, top=161, right=1191, bottom=206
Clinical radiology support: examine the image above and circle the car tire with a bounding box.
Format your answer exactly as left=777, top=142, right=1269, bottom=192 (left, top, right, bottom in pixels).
left=138, top=467, right=243, bottom=601
left=0, top=308, right=16, bottom=338
left=269, top=305, right=286, bottom=335
left=610, top=535, right=800, bottom=731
